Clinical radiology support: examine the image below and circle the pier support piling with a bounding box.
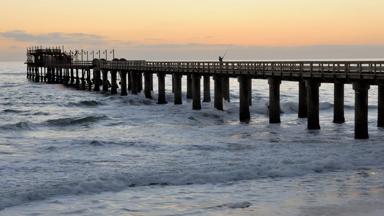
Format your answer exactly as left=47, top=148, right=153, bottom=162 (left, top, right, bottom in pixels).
left=239, top=75, right=251, bottom=123
left=157, top=73, right=167, bottom=104
left=102, top=70, right=109, bottom=92
left=378, top=83, right=384, bottom=127
left=269, top=78, right=281, bottom=124
left=187, top=75, right=192, bottom=99
left=298, top=81, right=307, bottom=118
left=110, top=70, right=118, bottom=94
left=144, top=72, right=153, bottom=99
left=70, top=68, right=74, bottom=85
left=131, top=72, right=138, bottom=95
left=248, top=79, right=252, bottom=106
left=223, top=76, right=230, bottom=102
left=203, top=75, right=211, bottom=102
left=353, top=82, right=370, bottom=139
left=81, top=69, right=86, bottom=90
left=75, top=69, right=80, bottom=88
left=87, top=70, right=92, bottom=91
left=306, top=79, right=321, bottom=130
left=333, top=81, right=345, bottom=124
left=192, top=74, right=201, bottom=110
left=173, top=74, right=182, bottom=104
left=120, top=71, right=128, bottom=96
left=214, top=75, right=223, bottom=110
left=128, top=72, right=132, bottom=91
left=93, top=69, right=101, bottom=91
left=138, top=73, right=143, bottom=93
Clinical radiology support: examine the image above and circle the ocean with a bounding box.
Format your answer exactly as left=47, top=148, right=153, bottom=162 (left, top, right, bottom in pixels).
left=1, top=61, right=384, bottom=216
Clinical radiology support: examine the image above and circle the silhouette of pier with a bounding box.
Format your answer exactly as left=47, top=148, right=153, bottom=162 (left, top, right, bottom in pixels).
left=26, top=47, right=384, bottom=139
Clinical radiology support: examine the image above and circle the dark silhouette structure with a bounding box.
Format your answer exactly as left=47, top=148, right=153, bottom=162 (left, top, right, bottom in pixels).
left=26, top=47, right=384, bottom=139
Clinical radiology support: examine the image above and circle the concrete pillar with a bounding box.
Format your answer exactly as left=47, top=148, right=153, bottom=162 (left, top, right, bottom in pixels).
left=298, top=81, right=307, bottom=118
left=102, top=70, right=109, bottom=92
left=353, top=82, right=370, bottom=139
left=269, top=78, right=281, bottom=124
left=120, top=71, right=128, bottom=96
left=150, top=73, right=154, bottom=91
left=157, top=73, right=167, bottom=104
left=187, top=74, right=192, bottom=99
left=239, top=75, right=251, bottom=123
left=174, top=74, right=182, bottom=105
left=55, top=68, right=60, bottom=83
left=128, top=72, right=132, bottom=91
left=87, top=70, right=92, bottom=91
left=75, top=69, right=80, bottom=88
left=223, top=76, right=230, bottom=102
left=306, top=79, right=321, bottom=130
left=138, top=73, right=143, bottom=92
left=192, top=74, right=201, bottom=110
left=81, top=69, right=86, bottom=90
left=41, top=67, right=44, bottom=82
left=144, top=72, right=153, bottom=99
left=214, top=74, right=223, bottom=110
left=131, top=72, right=138, bottom=95
left=172, top=75, right=175, bottom=93
left=59, top=68, right=63, bottom=83
left=110, top=70, right=118, bottom=94
left=203, top=75, right=211, bottom=102
left=333, top=81, right=345, bottom=124
left=35, top=67, right=40, bottom=82
left=93, top=69, right=101, bottom=91
left=248, top=79, right=252, bottom=106
left=70, top=68, right=74, bottom=85
left=378, top=83, right=384, bottom=127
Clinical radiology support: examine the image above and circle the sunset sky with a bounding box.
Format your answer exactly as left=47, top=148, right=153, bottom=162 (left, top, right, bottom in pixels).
left=1, top=0, right=384, bottom=60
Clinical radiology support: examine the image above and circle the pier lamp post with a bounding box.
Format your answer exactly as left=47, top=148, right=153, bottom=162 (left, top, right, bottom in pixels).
left=103, top=50, right=108, bottom=60
left=91, top=51, right=95, bottom=60
left=110, top=49, right=115, bottom=59
left=96, top=50, right=101, bottom=59
left=81, top=49, right=84, bottom=62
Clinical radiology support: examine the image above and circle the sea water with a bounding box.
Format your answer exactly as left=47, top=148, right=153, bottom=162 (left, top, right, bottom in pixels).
left=0, top=61, right=384, bottom=216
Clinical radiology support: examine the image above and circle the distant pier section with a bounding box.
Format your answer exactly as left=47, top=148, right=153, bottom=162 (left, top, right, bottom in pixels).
left=26, top=46, right=384, bottom=139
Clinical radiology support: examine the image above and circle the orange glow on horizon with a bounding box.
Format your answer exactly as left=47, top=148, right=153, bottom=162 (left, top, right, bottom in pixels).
left=1, top=0, right=384, bottom=49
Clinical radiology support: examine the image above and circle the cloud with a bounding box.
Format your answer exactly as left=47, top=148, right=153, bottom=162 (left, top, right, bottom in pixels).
left=0, top=30, right=107, bottom=45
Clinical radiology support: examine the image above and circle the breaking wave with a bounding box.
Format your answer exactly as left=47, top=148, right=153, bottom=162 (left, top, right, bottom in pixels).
left=44, top=115, right=108, bottom=127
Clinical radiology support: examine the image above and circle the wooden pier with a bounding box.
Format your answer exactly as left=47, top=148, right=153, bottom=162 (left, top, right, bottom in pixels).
left=26, top=47, right=384, bottom=139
